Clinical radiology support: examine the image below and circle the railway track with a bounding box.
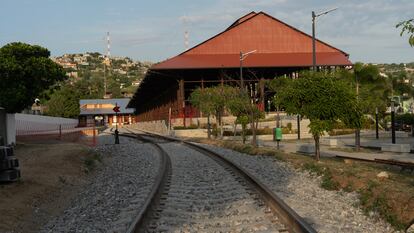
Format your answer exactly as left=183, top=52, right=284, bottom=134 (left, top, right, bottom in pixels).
left=119, top=129, right=316, bottom=233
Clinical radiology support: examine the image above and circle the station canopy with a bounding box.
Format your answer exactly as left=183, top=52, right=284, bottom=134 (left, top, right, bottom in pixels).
left=152, top=11, right=352, bottom=70
left=128, top=11, right=352, bottom=112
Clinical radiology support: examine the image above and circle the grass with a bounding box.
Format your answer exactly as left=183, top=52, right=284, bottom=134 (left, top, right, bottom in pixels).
left=82, top=152, right=102, bottom=173
left=302, top=162, right=340, bottom=190
left=196, top=138, right=414, bottom=231
left=358, top=181, right=406, bottom=229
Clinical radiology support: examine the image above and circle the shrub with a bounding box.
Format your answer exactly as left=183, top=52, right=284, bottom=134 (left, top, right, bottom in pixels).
left=173, top=124, right=199, bottom=130
left=287, top=122, right=292, bottom=131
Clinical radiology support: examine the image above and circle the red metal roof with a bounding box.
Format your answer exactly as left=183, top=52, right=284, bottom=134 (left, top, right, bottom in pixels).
left=152, top=11, right=351, bottom=70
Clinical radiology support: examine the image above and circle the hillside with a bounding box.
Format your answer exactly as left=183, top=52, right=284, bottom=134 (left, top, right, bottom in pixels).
left=38, top=53, right=152, bottom=118
left=52, top=52, right=152, bottom=98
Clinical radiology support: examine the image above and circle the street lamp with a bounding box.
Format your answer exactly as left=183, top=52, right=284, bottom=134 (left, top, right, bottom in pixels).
left=375, top=107, right=379, bottom=139
left=312, top=8, right=338, bottom=71
left=391, top=101, right=396, bottom=144
left=240, top=50, right=257, bottom=88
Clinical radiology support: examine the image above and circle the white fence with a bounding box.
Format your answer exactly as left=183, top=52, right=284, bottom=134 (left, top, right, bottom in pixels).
left=15, top=113, right=78, bottom=135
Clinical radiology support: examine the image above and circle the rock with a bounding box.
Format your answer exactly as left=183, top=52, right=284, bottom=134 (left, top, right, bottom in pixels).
left=376, top=171, right=389, bottom=180
left=344, top=159, right=353, bottom=164
left=407, top=223, right=414, bottom=233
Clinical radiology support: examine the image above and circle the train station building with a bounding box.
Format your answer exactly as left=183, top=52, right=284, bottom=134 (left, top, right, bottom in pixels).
left=78, top=98, right=135, bottom=127
left=128, top=11, right=352, bottom=126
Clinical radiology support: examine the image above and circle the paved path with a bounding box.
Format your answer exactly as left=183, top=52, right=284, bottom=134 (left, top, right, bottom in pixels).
left=260, top=133, right=414, bottom=163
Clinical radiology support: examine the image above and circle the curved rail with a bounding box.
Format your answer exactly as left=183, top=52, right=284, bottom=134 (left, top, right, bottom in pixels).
left=117, top=132, right=172, bottom=233
left=125, top=129, right=317, bottom=233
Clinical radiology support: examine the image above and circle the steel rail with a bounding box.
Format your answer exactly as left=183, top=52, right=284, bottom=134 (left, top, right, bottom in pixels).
left=126, top=129, right=317, bottom=233
left=117, top=132, right=172, bottom=233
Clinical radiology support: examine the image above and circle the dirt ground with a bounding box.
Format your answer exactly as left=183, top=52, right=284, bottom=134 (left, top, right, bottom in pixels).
left=0, top=141, right=98, bottom=233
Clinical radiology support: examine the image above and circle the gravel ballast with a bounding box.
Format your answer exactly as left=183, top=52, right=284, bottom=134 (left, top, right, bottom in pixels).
left=198, top=143, right=396, bottom=233
left=147, top=142, right=285, bottom=232
left=39, top=136, right=159, bottom=233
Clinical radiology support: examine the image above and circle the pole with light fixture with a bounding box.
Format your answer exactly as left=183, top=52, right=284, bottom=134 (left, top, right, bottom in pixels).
left=375, top=107, right=379, bottom=139
left=391, top=101, right=396, bottom=144
left=312, top=7, right=338, bottom=71
left=240, top=50, right=257, bottom=88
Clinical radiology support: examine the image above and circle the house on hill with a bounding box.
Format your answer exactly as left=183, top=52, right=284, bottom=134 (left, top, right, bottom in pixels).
left=128, top=11, right=352, bottom=126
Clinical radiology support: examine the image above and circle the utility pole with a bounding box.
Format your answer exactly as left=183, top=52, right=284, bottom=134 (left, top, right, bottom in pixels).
left=355, top=72, right=360, bottom=151
left=312, top=11, right=316, bottom=71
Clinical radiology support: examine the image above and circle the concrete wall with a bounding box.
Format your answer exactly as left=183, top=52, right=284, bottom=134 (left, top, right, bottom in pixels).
left=129, top=120, right=169, bottom=135
left=173, top=129, right=208, bottom=138
left=15, top=113, right=78, bottom=135
left=6, top=114, right=16, bottom=145
left=2, top=114, right=80, bottom=143
left=169, top=113, right=312, bottom=138
left=0, top=108, right=6, bottom=145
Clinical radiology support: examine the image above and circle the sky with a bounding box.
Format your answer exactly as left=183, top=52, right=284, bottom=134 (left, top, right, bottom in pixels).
left=1, top=0, right=413, bottom=64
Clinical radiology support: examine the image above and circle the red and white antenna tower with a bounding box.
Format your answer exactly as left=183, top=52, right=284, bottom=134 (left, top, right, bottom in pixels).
left=106, top=31, right=111, bottom=58
left=182, top=16, right=189, bottom=50
left=184, top=30, right=189, bottom=50
left=103, top=31, right=111, bottom=98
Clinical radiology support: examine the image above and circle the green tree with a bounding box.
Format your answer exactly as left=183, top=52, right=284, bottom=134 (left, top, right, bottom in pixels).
left=0, top=42, right=66, bottom=113
left=45, top=74, right=106, bottom=118
left=46, top=84, right=81, bottom=118
left=190, top=85, right=263, bottom=145
left=397, top=19, right=414, bottom=46
left=190, top=86, right=228, bottom=138
left=275, top=71, right=362, bottom=160
left=225, top=86, right=263, bottom=145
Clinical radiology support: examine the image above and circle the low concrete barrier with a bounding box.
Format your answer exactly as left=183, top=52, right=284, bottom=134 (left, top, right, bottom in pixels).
left=381, top=143, right=411, bottom=153
left=296, top=144, right=315, bottom=154
left=174, top=129, right=207, bottom=138
left=320, top=138, right=338, bottom=147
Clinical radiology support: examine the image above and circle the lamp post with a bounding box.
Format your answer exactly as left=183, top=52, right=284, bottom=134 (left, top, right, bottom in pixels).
left=355, top=71, right=360, bottom=150
left=375, top=107, right=379, bottom=139
left=240, top=50, right=257, bottom=88
left=267, top=100, right=271, bottom=114
left=312, top=8, right=338, bottom=71
left=391, top=101, right=396, bottom=144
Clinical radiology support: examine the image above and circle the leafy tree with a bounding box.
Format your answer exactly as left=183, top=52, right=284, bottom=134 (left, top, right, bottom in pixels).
left=225, top=86, right=263, bottom=145
left=190, top=85, right=264, bottom=145
left=0, top=42, right=66, bottom=113
left=336, top=64, right=391, bottom=116
left=396, top=113, right=414, bottom=125
left=46, top=84, right=81, bottom=118
left=46, top=74, right=106, bottom=118
left=190, top=86, right=226, bottom=138
left=397, top=19, right=414, bottom=46
left=275, top=71, right=362, bottom=160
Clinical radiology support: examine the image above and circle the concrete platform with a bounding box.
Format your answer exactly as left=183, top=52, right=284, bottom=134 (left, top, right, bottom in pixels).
left=381, top=143, right=411, bottom=153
